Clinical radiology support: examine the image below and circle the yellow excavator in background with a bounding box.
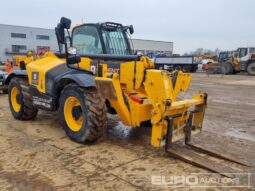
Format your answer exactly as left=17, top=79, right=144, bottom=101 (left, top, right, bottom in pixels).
left=13, top=55, right=26, bottom=67
left=13, top=48, right=50, bottom=69
left=5, top=17, right=249, bottom=176
left=13, top=51, right=37, bottom=69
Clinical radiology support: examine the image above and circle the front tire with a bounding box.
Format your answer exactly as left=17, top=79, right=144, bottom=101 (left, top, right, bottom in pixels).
left=8, top=77, right=38, bottom=120
left=247, top=63, right=255, bottom=76
left=223, top=62, right=234, bottom=74
left=59, top=84, right=107, bottom=143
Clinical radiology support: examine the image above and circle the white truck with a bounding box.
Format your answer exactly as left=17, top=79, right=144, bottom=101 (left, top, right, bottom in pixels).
left=237, top=47, right=255, bottom=75
left=155, top=56, right=200, bottom=73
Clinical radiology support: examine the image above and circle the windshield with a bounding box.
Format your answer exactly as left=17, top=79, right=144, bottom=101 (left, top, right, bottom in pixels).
left=238, top=48, right=248, bottom=58
left=72, top=25, right=103, bottom=54
left=219, top=52, right=232, bottom=60
left=249, top=47, right=255, bottom=53
left=102, top=28, right=131, bottom=55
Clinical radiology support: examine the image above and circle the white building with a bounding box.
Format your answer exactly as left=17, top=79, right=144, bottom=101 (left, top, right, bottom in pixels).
left=0, top=24, right=58, bottom=62
left=131, top=39, right=173, bottom=56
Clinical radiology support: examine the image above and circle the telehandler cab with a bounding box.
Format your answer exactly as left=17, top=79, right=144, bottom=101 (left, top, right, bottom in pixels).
left=5, top=18, right=249, bottom=175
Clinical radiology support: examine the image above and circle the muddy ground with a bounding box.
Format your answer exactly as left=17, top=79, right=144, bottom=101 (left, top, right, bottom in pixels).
left=0, top=72, right=254, bottom=191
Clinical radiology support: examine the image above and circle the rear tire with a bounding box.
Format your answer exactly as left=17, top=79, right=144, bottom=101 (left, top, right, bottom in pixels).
left=59, top=84, right=107, bottom=143
left=182, top=65, right=190, bottom=73
left=190, top=65, right=198, bottom=73
left=247, top=63, right=255, bottom=76
left=8, top=77, right=38, bottom=120
left=174, top=65, right=181, bottom=71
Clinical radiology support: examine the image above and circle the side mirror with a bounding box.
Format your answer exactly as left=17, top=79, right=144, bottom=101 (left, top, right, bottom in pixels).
left=55, top=17, right=72, bottom=44
left=60, top=17, right=71, bottom=29
left=67, top=55, right=81, bottom=65
left=129, top=25, right=134, bottom=34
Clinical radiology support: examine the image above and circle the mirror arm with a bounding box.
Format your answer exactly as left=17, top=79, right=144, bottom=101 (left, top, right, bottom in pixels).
left=64, top=42, right=69, bottom=60
left=63, top=29, right=69, bottom=61
left=57, top=42, right=62, bottom=54
left=67, top=30, right=72, bottom=47
left=64, top=29, right=73, bottom=63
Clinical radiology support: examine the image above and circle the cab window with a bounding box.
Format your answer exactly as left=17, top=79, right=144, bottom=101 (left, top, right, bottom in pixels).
left=72, top=25, right=103, bottom=54
left=219, top=52, right=228, bottom=59
left=249, top=48, right=255, bottom=53
left=102, top=28, right=131, bottom=55
left=238, top=48, right=248, bottom=58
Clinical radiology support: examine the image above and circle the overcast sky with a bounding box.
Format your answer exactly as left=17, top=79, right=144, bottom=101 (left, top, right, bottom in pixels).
left=0, top=0, right=254, bottom=54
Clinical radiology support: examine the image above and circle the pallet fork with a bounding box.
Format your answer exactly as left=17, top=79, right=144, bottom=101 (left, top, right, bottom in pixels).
left=165, top=111, right=251, bottom=178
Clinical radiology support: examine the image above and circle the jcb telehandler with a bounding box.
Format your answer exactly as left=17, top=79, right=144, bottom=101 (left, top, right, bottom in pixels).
left=5, top=18, right=248, bottom=175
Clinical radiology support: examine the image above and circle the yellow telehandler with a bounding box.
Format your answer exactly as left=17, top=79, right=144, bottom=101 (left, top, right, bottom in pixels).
left=5, top=18, right=248, bottom=176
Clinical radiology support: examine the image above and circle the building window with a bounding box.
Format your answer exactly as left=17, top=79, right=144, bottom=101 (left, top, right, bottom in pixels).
left=12, top=45, right=27, bottom=53
left=11, top=33, right=26, bottom=38
left=36, top=35, right=50, bottom=40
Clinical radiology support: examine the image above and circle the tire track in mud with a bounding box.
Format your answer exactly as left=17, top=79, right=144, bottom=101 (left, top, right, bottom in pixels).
left=0, top=178, right=14, bottom=191
left=0, top=124, right=120, bottom=190
left=0, top=170, right=54, bottom=191
left=0, top=156, right=53, bottom=191
left=0, top=143, right=100, bottom=189
left=0, top=124, right=91, bottom=189
left=0, top=141, right=144, bottom=190
left=0, top=114, right=114, bottom=189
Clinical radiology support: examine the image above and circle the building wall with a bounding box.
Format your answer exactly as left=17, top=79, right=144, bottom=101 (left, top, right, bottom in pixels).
left=0, top=24, right=58, bottom=62
left=131, top=39, right=173, bottom=56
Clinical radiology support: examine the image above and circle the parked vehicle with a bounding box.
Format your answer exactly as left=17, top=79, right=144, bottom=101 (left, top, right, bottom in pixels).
left=219, top=51, right=240, bottom=74
left=155, top=56, right=199, bottom=73
left=237, top=47, right=255, bottom=75
left=0, top=70, right=8, bottom=93
left=206, top=51, right=240, bottom=75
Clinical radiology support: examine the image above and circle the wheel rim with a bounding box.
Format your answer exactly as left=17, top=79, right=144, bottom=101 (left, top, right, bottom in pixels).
left=64, top=96, right=84, bottom=132
left=11, top=87, right=21, bottom=112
